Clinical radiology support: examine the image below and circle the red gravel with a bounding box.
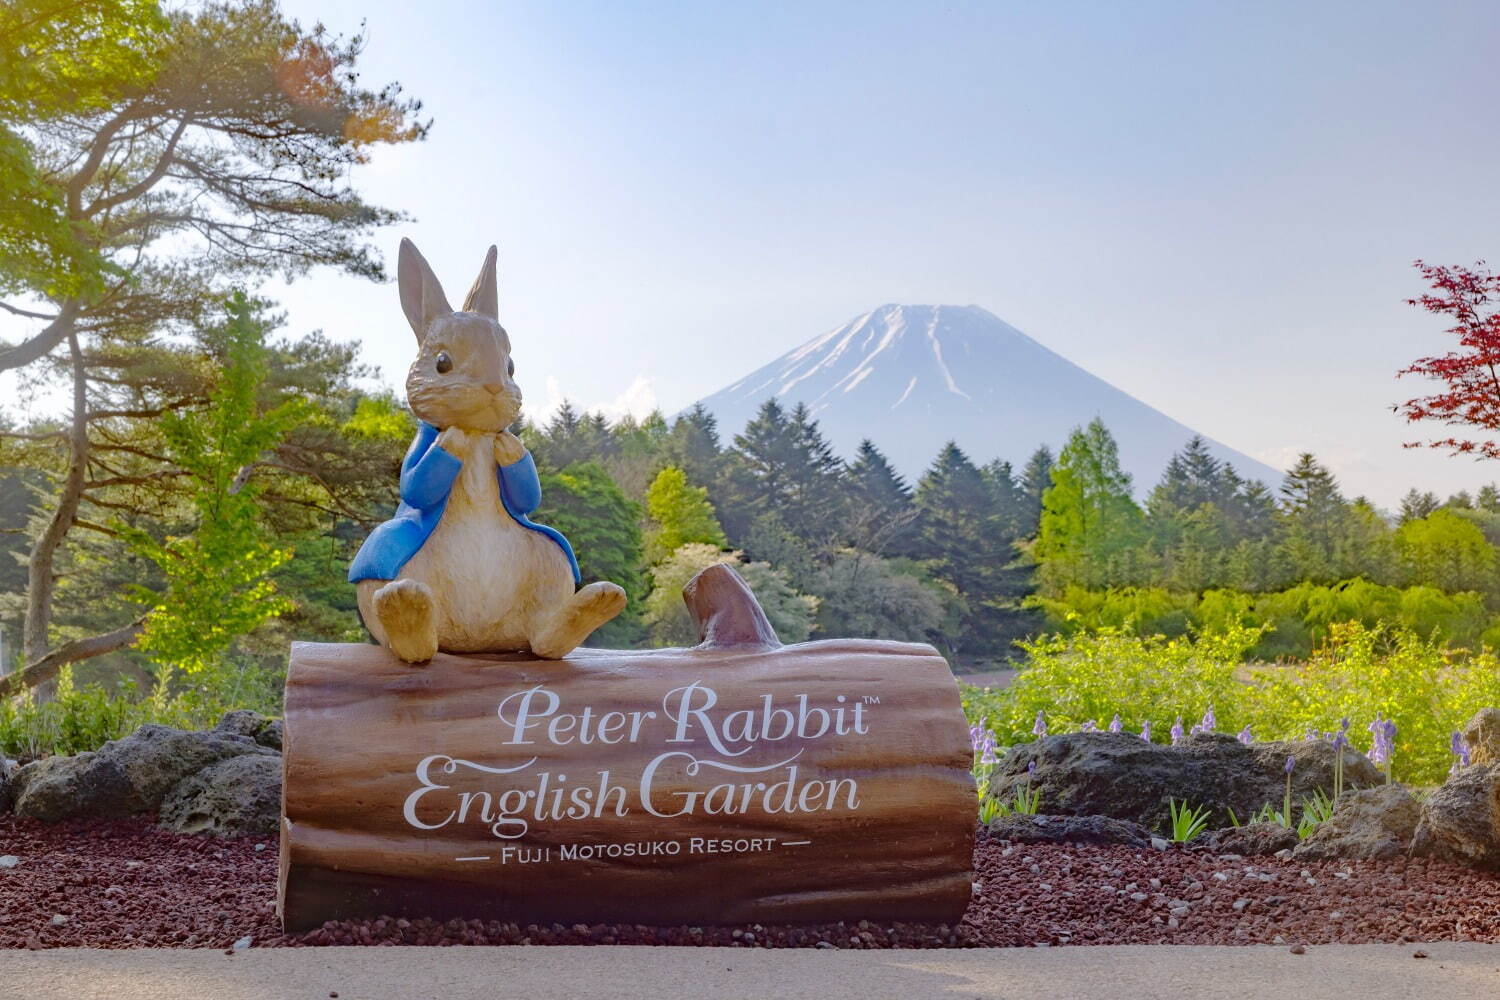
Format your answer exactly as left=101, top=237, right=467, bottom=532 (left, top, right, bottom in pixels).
left=2, top=814, right=1498, bottom=949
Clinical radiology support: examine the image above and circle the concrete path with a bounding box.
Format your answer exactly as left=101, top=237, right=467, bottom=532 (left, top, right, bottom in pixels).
left=3, top=943, right=1498, bottom=1000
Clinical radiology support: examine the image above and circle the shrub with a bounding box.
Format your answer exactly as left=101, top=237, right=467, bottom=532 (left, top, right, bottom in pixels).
left=0, top=656, right=281, bottom=763
left=963, top=622, right=1500, bottom=785
left=1028, top=580, right=1497, bottom=660
left=964, top=624, right=1262, bottom=746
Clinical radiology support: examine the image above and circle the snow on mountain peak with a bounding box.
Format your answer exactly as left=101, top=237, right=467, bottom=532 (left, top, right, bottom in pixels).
left=695, top=305, right=1278, bottom=490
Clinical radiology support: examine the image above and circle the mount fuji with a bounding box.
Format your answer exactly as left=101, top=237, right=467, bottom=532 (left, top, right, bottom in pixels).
left=692, top=304, right=1280, bottom=491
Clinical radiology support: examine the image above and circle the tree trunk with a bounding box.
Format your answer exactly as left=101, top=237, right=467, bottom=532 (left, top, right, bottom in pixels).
left=278, top=565, right=975, bottom=931
left=24, top=330, right=89, bottom=700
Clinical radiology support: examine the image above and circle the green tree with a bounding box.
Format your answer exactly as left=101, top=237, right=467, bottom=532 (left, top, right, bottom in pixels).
left=535, top=462, right=647, bottom=646
left=0, top=0, right=166, bottom=300
left=1276, top=454, right=1354, bottom=584
left=715, top=399, right=847, bottom=550
left=644, top=465, right=726, bottom=562
left=665, top=403, right=723, bottom=489
left=809, top=549, right=946, bottom=642
left=1, top=0, right=426, bottom=683
left=1019, top=445, right=1054, bottom=536
left=125, top=293, right=305, bottom=681
left=844, top=439, right=916, bottom=555
left=1396, top=508, right=1497, bottom=594
left=1400, top=489, right=1441, bottom=523
left=0, top=294, right=301, bottom=698
left=1035, top=419, right=1147, bottom=591
left=912, top=441, right=1032, bottom=655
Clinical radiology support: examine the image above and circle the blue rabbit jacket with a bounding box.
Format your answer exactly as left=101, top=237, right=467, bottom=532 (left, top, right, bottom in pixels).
left=347, top=421, right=581, bottom=585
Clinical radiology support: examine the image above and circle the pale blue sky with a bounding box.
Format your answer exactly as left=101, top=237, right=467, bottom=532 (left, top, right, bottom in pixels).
left=94, top=3, right=1500, bottom=502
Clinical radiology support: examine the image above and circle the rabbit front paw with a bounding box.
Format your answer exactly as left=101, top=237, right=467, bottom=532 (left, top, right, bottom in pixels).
left=436, top=426, right=472, bottom=457
left=493, top=430, right=526, bottom=466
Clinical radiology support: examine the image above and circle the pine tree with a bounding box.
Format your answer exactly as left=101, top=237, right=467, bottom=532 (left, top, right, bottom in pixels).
left=1276, top=453, right=1354, bottom=583
left=845, top=439, right=915, bottom=554
left=666, top=403, right=723, bottom=488
left=1399, top=489, right=1441, bottom=523
left=912, top=442, right=1031, bottom=655
left=1019, top=445, right=1054, bottom=537
left=982, top=459, right=1027, bottom=537
left=716, top=400, right=848, bottom=551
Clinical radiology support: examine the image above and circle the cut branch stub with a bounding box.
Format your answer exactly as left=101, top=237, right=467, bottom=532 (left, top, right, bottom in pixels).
left=683, top=563, right=781, bottom=651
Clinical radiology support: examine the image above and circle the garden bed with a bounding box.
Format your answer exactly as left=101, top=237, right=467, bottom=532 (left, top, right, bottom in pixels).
left=2, top=815, right=1498, bottom=950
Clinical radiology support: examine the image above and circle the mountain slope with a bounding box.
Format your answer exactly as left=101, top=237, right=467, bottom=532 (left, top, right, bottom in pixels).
left=693, top=304, right=1280, bottom=490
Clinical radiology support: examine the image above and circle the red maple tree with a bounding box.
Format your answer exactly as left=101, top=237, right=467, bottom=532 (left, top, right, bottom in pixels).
left=1398, top=259, right=1500, bottom=459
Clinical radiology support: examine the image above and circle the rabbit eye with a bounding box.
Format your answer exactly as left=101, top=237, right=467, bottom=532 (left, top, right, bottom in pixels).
left=435, top=351, right=453, bottom=374
left=507, top=357, right=515, bottom=377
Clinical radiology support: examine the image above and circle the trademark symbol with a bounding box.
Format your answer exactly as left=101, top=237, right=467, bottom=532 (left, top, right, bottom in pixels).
left=863, top=695, right=880, bottom=705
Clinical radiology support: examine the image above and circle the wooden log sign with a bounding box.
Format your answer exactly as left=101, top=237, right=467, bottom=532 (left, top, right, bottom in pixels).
left=278, top=565, right=974, bottom=931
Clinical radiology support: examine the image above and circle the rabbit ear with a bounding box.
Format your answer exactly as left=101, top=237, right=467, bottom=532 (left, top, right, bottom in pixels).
left=462, top=245, right=499, bottom=319
left=397, top=238, right=452, bottom=342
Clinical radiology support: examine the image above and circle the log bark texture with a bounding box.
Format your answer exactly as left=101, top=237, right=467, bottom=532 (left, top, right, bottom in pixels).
left=279, top=565, right=974, bottom=931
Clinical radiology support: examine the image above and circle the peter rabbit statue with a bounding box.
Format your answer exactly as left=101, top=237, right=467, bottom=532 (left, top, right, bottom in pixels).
left=349, top=239, right=627, bottom=662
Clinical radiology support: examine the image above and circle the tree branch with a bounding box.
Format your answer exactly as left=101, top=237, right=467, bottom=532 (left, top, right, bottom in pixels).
left=0, top=299, right=79, bottom=373
left=0, top=617, right=146, bottom=699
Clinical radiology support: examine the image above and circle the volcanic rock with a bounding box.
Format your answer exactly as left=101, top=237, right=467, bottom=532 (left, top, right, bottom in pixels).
left=1201, top=822, right=1300, bottom=856
left=1412, top=762, right=1500, bottom=871
left=986, top=813, right=1152, bottom=847
left=987, top=732, right=1380, bottom=832
left=1293, top=784, right=1420, bottom=860
left=0, top=757, right=15, bottom=813
left=213, top=711, right=283, bottom=751
left=159, top=754, right=281, bottom=836
left=10, top=723, right=277, bottom=822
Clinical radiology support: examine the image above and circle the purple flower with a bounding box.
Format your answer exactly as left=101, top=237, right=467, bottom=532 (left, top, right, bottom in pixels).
left=1109, top=713, right=1123, bottom=734
left=1305, top=728, right=1319, bottom=741
left=1033, top=711, right=1048, bottom=738
left=1200, top=706, right=1217, bottom=733
left=1331, top=730, right=1348, bottom=753
left=1284, top=755, right=1295, bottom=775
left=1170, top=717, right=1184, bottom=746
left=1449, top=731, right=1470, bottom=771
left=1339, top=717, right=1352, bottom=733
left=1237, top=725, right=1253, bottom=745
left=981, top=738, right=999, bottom=766
left=1080, top=720, right=1098, bottom=733
left=1140, top=721, right=1152, bottom=742
left=1368, top=715, right=1396, bottom=767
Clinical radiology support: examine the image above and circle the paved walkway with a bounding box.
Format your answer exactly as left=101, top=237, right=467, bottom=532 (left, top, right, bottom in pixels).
left=2, top=943, right=1498, bottom=1000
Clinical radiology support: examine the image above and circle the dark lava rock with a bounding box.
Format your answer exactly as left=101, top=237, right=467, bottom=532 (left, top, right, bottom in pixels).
left=1462, top=709, right=1500, bottom=768
left=988, top=732, right=1381, bottom=832
left=1413, top=762, right=1500, bottom=871
left=0, top=757, right=15, bottom=813
left=1294, top=784, right=1420, bottom=860
left=1201, top=822, right=1300, bottom=856
left=214, top=710, right=282, bottom=750
left=255, top=719, right=283, bottom=752
left=986, top=813, right=1152, bottom=847
left=159, top=754, right=282, bottom=837
left=10, top=723, right=277, bottom=822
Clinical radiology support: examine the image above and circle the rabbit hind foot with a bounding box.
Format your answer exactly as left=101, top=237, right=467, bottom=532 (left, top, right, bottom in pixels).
left=373, top=578, right=439, bottom=663
left=530, top=582, right=628, bottom=659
